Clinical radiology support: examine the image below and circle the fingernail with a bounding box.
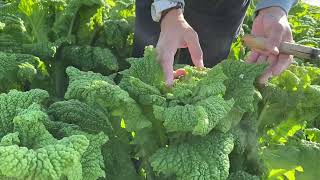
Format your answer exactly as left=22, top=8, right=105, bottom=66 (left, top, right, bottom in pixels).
left=271, top=47, right=279, bottom=55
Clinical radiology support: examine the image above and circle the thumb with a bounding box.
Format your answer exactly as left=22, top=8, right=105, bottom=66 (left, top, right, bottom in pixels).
left=184, top=30, right=204, bottom=68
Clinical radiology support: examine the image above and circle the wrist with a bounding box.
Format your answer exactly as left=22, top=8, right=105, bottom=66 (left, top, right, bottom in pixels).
left=257, top=7, right=287, bottom=17
left=151, top=0, right=184, bottom=22
left=160, top=9, right=184, bottom=27
left=160, top=5, right=183, bottom=23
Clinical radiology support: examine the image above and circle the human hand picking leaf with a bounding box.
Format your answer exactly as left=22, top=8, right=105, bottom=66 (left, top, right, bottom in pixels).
left=156, top=9, right=204, bottom=86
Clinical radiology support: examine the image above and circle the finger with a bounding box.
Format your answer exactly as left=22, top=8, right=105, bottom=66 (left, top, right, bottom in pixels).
left=156, top=45, right=176, bottom=86
left=253, top=48, right=270, bottom=56
left=272, top=54, right=293, bottom=75
left=184, top=30, right=204, bottom=68
left=250, top=29, right=270, bottom=56
left=258, top=55, right=278, bottom=84
left=266, top=24, right=284, bottom=55
left=257, top=55, right=268, bottom=64
left=258, top=68, right=273, bottom=85
left=160, top=53, right=175, bottom=86
left=246, top=51, right=259, bottom=64
left=266, top=54, right=277, bottom=65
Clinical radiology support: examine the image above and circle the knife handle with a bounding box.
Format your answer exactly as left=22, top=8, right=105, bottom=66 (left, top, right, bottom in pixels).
left=242, top=34, right=320, bottom=60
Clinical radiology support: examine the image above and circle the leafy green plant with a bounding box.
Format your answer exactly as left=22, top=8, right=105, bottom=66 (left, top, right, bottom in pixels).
left=0, top=0, right=320, bottom=180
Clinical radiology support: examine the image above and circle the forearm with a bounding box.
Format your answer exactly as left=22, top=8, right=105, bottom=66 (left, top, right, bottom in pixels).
left=256, top=0, right=298, bottom=15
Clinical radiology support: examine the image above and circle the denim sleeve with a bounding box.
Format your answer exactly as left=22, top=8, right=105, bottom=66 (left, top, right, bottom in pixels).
left=256, top=0, right=298, bottom=15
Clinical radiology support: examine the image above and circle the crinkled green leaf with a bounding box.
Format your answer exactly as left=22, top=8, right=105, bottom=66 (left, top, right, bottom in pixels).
left=119, top=76, right=166, bottom=106
left=58, top=127, right=108, bottom=180
left=227, top=171, right=260, bottom=180
left=48, top=99, right=113, bottom=134
left=103, top=137, right=141, bottom=180
left=65, top=67, right=151, bottom=132
left=61, top=45, right=118, bottom=73
left=213, top=60, right=267, bottom=133
left=259, top=65, right=320, bottom=136
left=153, top=105, right=209, bottom=135
left=154, top=96, right=234, bottom=136
left=196, top=96, right=235, bottom=133
left=0, top=89, right=49, bottom=138
left=53, top=0, right=105, bottom=37
left=0, top=103, right=89, bottom=180
left=271, top=65, right=320, bottom=91
left=0, top=52, right=48, bottom=92
left=221, top=60, right=267, bottom=113
left=0, top=132, right=20, bottom=146
left=150, top=132, right=234, bottom=180
left=151, top=60, right=234, bottom=136
left=121, top=46, right=164, bottom=88
left=262, top=139, right=320, bottom=180
left=192, top=65, right=227, bottom=100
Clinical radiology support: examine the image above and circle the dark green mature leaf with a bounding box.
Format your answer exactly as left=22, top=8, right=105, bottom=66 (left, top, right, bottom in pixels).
left=150, top=132, right=234, bottom=180
left=65, top=67, right=151, bottom=132
left=121, top=46, right=165, bottom=89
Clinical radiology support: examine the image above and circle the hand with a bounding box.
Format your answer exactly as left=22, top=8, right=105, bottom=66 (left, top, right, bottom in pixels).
left=247, top=7, right=294, bottom=84
left=156, top=9, right=204, bottom=86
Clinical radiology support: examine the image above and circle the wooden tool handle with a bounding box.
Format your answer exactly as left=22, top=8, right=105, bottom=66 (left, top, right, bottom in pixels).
left=242, top=34, right=320, bottom=60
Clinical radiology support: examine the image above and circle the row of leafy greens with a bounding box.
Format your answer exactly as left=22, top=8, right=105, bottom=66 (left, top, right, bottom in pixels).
left=0, top=0, right=320, bottom=179
left=0, top=0, right=135, bottom=96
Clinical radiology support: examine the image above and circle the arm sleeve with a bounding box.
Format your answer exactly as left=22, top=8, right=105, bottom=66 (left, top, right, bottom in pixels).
left=255, top=0, right=298, bottom=15
left=154, top=0, right=185, bottom=8
left=154, top=0, right=297, bottom=16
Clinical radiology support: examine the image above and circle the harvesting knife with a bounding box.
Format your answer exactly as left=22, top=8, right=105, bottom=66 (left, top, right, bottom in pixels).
left=242, top=34, right=320, bottom=61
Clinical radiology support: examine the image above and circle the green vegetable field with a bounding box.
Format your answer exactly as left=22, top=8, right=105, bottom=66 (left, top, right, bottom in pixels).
left=0, top=0, right=319, bottom=179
